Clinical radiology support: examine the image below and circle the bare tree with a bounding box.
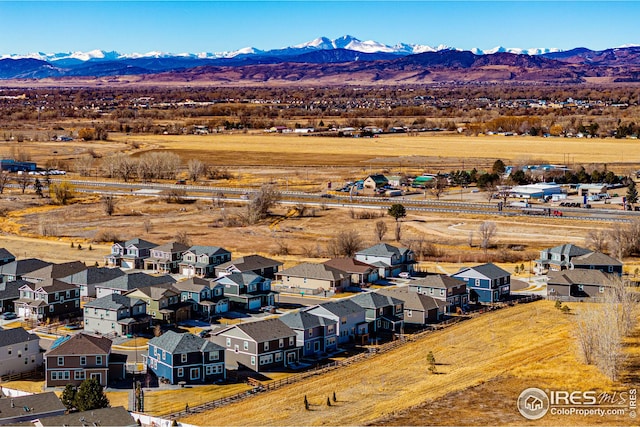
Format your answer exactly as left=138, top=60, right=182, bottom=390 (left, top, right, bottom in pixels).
left=174, top=231, right=191, bottom=247
left=374, top=220, right=388, bottom=242
left=478, top=221, right=497, bottom=254
left=49, top=182, right=74, bottom=205
left=102, top=195, right=117, bottom=216
left=74, top=154, right=94, bottom=177
left=429, top=176, right=448, bottom=200
left=327, top=230, right=363, bottom=257
left=187, top=159, right=207, bottom=182
left=247, top=184, right=281, bottom=224
left=608, top=223, right=633, bottom=260
left=143, top=219, right=153, bottom=234
left=585, top=229, right=609, bottom=253
left=15, top=174, right=30, bottom=194
left=0, top=172, right=10, bottom=194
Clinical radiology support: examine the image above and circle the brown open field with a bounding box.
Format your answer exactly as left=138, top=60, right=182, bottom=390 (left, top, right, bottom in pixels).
left=181, top=301, right=638, bottom=426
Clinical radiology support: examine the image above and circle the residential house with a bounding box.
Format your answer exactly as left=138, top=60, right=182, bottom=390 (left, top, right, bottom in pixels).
left=408, top=274, right=468, bottom=312
left=59, top=266, right=126, bottom=298
left=210, top=318, right=299, bottom=372
left=354, top=243, right=415, bottom=278
left=214, top=272, right=275, bottom=311
left=378, top=288, right=445, bottom=325
left=547, top=269, right=616, bottom=300
left=0, top=392, right=66, bottom=426
left=14, top=279, right=80, bottom=321
left=275, top=263, right=350, bottom=294
left=30, top=406, right=137, bottom=427
left=83, top=293, right=151, bottom=337
left=105, top=238, right=157, bottom=269
left=0, top=279, right=27, bottom=314
left=303, top=299, right=368, bottom=345
left=146, top=331, right=225, bottom=384
left=179, top=245, right=232, bottom=278
left=172, top=277, right=229, bottom=318
left=322, top=258, right=378, bottom=286
left=363, top=174, right=388, bottom=193
left=385, top=175, right=409, bottom=188
left=94, top=272, right=176, bottom=299
left=0, top=258, right=51, bottom=283
left=44, top=333, right=123, bottom=387
left=125, top=284, right=189, bottom=323
left=571, top=251, right=623, bottom=276
left=350, top=292, right=404, bottom=337
left=215, top=254, right=283, bottom=279
left=534, top=244, right=592, bottom=273
left=22, top=261, right=87, bottom=283
left=280, top=310, right=338, bottom=358
left=0, top=327, right=42, bottom=377
left=0, top=248, right=15, bottom=266
left=452, top=263, right=511, bottom=304
left=144, top=242, right=189, bottom=274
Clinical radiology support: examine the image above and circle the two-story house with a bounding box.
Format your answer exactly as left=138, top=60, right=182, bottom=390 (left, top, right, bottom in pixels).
left=571, top=251, right=624, bottom=276
left=280, top=310, right=338, bottom=358
left=179, top=245, right=232, bottom=278
left=144, top=242, right=189, bottom=274
left=0, top=248, right=16, bottom=266
left=59, top=266, right=126, bottom=298
left=172, top=277, right=229, bottom=319
left=0, top=258, right=51, bottom=284
left=378, top=288, right=445, bottom=325
left=0, top=327, right=42, bottom=377
left=534, top=244, right=592, bottom=274
left=146, top=331, right=225, bottom=384
left=303, top=299, right=368, bottom=345
left=0, top=279, right=27, bottom=314
left=83, top=293, right=151, bottom=337
left=214, top=272, right=275, bottom=311
left=125, top=284, right=189, bottom=324
left=322, top=258, right=378, bottom=286
left=275, top=263, right=350, bottom=294
left=350, top=292, right=404, bottom=338
left=408, top=274, right=468, bottom=312
left=214, top=254, right=283, bottom=279
left=44, top=333, right=123, bottom=387
left=94, top=272, right=176, bottom=299
left=105, top=238, right=157, bottom=269
left=452, top=263, right=511, bottom=304
left=210, top=318, right=299, bottom=372
left=14, top=279, right=80, bottom=321
left=354, top=243, right=415, bottom=278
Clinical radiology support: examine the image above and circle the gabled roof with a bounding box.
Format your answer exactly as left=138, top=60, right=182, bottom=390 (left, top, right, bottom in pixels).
left=572, top=251, right=623, bottom=267
left=59, top=266, right=126, bottom=286
left=219, top=318, right=294, bottom=342
left=33, top=406, right=136, bottom=427
left=84, top=293, right=144, bottom=311
left=0, top=392, right=65, bottom=422
left=350, top=291, right=403, bottom=309
left=307, top=299, right=365, bottom=317
left=96, top=272, right=176, bottom=291
left=0, top=327, right=39, bottom=347
left=0, top=279, right=28, bottom=300
left=148, top=330, right=223, bottom=354
left=0, top=258, right=52, bottom=277
left=0, top=247, right=15, bottom=260
left=127, top=283, right=179, bottom=301
left=123, top=238, right=157, bottom=249
left=46, top=333, right=112, bottom=356
left=151, top=241, right=190, bottom=253
left=377, top=288, right=444, bottom=312
left=365, top=174, right=388, bottom=183
left=280, top=310, right=337, bottom=330
left=173, top=276, right=212, bottom=293
left=356, top=243, right=411, bottom=258
left=547, top=269, right=615, bottom=286
left=216, top=254, right=283, bottom=272
left=453, top=263, right=510, bottom=279
left=544, top=244, right=592, bottom=258
left=214, top=271, right=265, bottom=286
left=24, top=261, right=87, bottom=281
left=278, top=263, right=346, bottom=281
left=412, top=274, right=466, bottom=290
left=183, top=245, right=230, bottom=256
left=323, top=258, right=375, bottom=274
left=21, top=278, right=79, bottom=293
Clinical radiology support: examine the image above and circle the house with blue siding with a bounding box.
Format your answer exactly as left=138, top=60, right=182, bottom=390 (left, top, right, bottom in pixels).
left=452, top=263, right=511, bottom=304
left=280, top=310, right=338, bottom=358
left=172, top=277, right=229, bottom=319
left=146, top=330, right=225, bottom=384
left=213, top=272, right=274, bottom=311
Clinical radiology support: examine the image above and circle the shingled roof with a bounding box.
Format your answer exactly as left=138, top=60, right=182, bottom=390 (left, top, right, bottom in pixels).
left=219, top=318, right=294, bottom=342
left=45, top=332, right=112, bottom=356
left=412, top=274, right=466, bottom=289
left=572, top=251, right=623, bottom=266
left=33, top=406, right=136, bottom=427
left=547, top=269, right=615, bottom=286
left=84, top=293, right=144, bottom=311
left=280, top=310, right=337, bottom=330
left=0, top=258, right=52, bottom=277
left=377, top=288, right=444, bottom=312
left=350, top=291, right=403, bottom=309
left=356, top=243, right=411, bottom=258
left=307, top=299, right=365, bottom=317
left=24, top=261, right=87, bottom=281
left=0, top=392, right=65, bottom=424
left=97, top=272, right=176, bottom=291
left=454, top=263, right=510, bottom=279
left=59, top=266, right=126, bottom=286
left=278, top=263, right=346, bottom=281
left=148, top=330, right=222, bottom=354
left=216, top=254, right=283, bottom=272
left=0, top=327, right=39, bottom=347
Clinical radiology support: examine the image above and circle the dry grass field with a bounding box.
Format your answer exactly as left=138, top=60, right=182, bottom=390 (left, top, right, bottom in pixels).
left=181, top=301, right=638, bottom=426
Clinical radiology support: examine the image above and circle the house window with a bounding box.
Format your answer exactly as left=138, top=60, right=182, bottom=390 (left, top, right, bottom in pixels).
left=308, top=329, right=313, bottom=337
left=64, top=371, right=70, bottom=380
left=80, top=356, right=86, bottom=366
left=264, top=342, right=269, bottom=351
left=49, top=305, right=54, bottom=312
left=226, top=338, right=231, bottom=347
left=289, top=337, right=294, bottom=346
left=177, top=368, right=184, bottom=377
left=243, top=341, right=248, bottom=350
left=181, top=353, right=187, bottom=363
left=306, top=342, right=310, bottom=350
left=608, top=266, right=614, bottom=273
left=275, top=352, right=282, bottom=362
left=75, top=300, right=79, bottom=308
left=251, top=356, right=256, bottom=366
left=209, top=351, right=219, bottom=361
left=74, top=371, right=85, bottom=380
left=51, top=371, right=58, bottom=380
left=57, top=357, right=64, bottom=366
left=407, top=310, right=412, bottom=317
left=162, top=351, right=166, bottom=361
left=475, top=279, right=480, bottom=286
left=577, top=285, right=584, bottom=291
left=599, top=286, right=605, bottom=293
left=279, top=339, right=284, bottom=348
left=96, top=356, right=102, bottom=366
left=314, top=341, right=320, bottom=352
left=7, top=347, right=11, bottom=355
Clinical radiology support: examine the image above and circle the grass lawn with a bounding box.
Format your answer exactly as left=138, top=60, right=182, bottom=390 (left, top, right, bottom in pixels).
left=1, top=380, right=45, bottom=393
left=116, top=337, right=150, bottom=348
left=143, top=383, right=253, bottom=416
left=181, top=300, right=636, bottom=426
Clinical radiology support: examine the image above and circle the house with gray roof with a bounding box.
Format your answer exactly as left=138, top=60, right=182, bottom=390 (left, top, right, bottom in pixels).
left=280, top=311, right=338, bottom=358
left=179, top=245, right=231, bottom=278
left=0, top=248, right=15, bottom=266
left=147, top=330, right=225, bottom=384
left=350, top=292, right=404, bottom=338
left=95, top=272, right=176, bottom=299
left=0, top=279, right=27, bottom=314
left=0, top=327, right=42, bottom=377
left=452, top=263, right=511, bottom=304
left=547, top=269, right=617, bottom=300
left=354, top=243, right=415, bottom=278
left=214, top=272, right=274, bottom=311
left=215, top=254, right=283, bottom=279
left=378, top=288, right=445, bottom=325
left=30, top=406, right=136, bottom=427
left=323, top=257, right=378, bottom=286
left=83, top=293, right=151, bottom=337
left=125, top=284, right=189, bottom=324
left=275, top=262, right=350, bottom=294
left=144, top=241, right=190, bottom=274
left=59, top=266, right=126, bottom=298
left=571, top=251, right=623, bottom=276
left=0, top=258, right=51, bottom=283
left=105, top=238, right=157, bottom=269
left=534, top=244, right=592, bottom=273
left=210, top=318, right=299, bottom=372
left=173, top=277, right=229, bottom=318
left=22, top=261, right=87, bottom=283
left=303, top=299, right=368, bottom=345
left=408, top=274, right=468, bottom=312
left=0, top=392, right=66, bottom=425
left=14, top=279, right=80, bottom=321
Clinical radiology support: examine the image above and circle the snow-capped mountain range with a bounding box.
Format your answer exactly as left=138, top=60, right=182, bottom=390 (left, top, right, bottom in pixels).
left=0, top=35, right=563, bottom=62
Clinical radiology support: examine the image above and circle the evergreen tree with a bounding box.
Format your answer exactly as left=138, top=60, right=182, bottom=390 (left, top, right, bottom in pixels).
left=387, top=204, right=407, bottom=241
left=74, top=378, right=110, bottom=412
left=33, top=178, right=43, bottom=198
left=627, top=180, right=638, bottom=208
left=61, top=384, right=77, bottom=411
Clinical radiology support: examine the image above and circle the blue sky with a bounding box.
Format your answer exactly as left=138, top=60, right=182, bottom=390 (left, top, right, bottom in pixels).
left=1, top=1, right=638, bottom=54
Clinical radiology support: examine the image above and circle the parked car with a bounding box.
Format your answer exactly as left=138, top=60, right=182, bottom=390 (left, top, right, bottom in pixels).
left=398, top=272, right=411, bottom=279
left=1, top=312, right=18, bottom=320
